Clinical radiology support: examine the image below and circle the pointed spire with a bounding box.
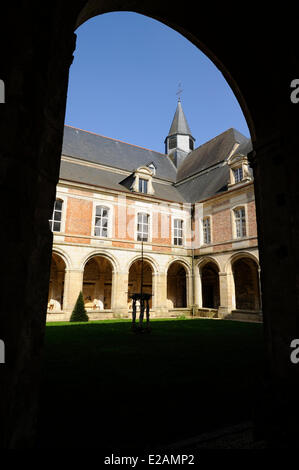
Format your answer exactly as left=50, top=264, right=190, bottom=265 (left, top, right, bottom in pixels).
left=167, top=99, right=192, bottom=137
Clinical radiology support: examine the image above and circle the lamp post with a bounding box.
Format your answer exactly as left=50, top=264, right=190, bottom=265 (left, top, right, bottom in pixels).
left=130, top=241, right=151, bottom=333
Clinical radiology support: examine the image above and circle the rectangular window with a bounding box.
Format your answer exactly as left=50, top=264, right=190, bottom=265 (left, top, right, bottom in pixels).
left=173, top=219, right=183, bottom=246
left=94, top=206, right=109, bottom=237
left=203, top=217, right=211, bottom=244
left=233, top=167, right=243, bottom=183
left=139, top=178, right=148, bottom=193
left=49, top=199, right=63, bottom=232
left=234, top=207, right=246, bottom=238
left=137, top=212, right=149, bottom=241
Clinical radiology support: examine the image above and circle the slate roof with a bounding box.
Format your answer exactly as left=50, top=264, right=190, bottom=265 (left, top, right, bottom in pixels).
left=59, top=160, right=187, bottom=203
left=62, top=125, right=177, bottom=182
left=175, top=164, right=230, bottom=202
left=176, top=128, right=250, bottom=181
left=174, top=128, right=252, bottom=202
left=60, top=124, right=252, bottom=204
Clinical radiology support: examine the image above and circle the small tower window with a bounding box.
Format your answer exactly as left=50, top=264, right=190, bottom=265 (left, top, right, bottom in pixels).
left=168, top=136, right=177, bottom=150
left=189, top=138, right=194, bottom=151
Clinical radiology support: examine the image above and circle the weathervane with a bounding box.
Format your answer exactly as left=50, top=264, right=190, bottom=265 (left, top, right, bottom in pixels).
left=176, top=82, right=183, bottom=101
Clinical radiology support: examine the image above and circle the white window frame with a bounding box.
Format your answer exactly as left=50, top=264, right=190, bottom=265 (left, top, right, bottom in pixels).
left=202, top=216, right=212, bottom=245
left=92, top=202, right=113, bottom=239
left=136, top=211, right=150, bottom=242
left=139, top=178, right=148, bottom=194
left=233, top=206, right=247, bottom=239
left=233, top=166, right=243, bottom=183
left=49, top=198, right=64, bottom=232
left=94, top=205, right=109, bottom=237
left=173, top=218, right=184, bottom=246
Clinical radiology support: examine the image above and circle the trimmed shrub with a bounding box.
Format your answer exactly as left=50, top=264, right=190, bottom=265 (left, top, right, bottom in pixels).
left=70, top=291, right=89, bottom=322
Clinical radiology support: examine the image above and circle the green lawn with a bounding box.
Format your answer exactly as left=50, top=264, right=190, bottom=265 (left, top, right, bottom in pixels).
left=36, top=318, right=264, bottom=450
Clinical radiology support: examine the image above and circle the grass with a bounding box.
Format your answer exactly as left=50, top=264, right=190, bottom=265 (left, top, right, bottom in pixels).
left=36, top=318, right=264, bottom=450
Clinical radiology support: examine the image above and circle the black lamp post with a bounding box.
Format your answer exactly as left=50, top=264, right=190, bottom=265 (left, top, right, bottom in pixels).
left=129, top=241, right=151, bottom=332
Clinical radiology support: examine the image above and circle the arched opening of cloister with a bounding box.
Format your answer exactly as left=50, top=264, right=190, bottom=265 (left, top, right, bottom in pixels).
left=83, top=256, right=113, bottom=310
left=201, top=261, right=220, bottom=309
left=167, top=261, right=187, bottom=308
left=128, top=259, right=153, bottom=310
left=47, top=253, right=66, bottom=312
left=232, top=257, right=261, bottom=311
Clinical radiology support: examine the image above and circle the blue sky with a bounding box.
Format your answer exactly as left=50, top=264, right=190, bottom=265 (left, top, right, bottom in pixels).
left=65, top=12, right=250, bottom=154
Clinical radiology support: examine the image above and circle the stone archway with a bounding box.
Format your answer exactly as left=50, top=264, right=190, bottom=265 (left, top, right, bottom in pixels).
left=1, top=0, right=297, bottom=450
left=48, top=253, right=66, bottom=312
left=83, top=256, right=113, bottom=310
left=201, top=262, right=220, bottom=309
left=167, top=261, right=187, bottom=308
left=128, top=259, right=153, bottom=309
left=232, top=257, right=261, bottom=311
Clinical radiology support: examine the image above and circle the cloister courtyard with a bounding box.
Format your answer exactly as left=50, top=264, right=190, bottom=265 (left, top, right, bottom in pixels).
left=36, top=318, right=264, bottom=450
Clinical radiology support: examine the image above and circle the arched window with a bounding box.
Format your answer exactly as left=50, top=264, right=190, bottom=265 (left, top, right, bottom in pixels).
left=94, top=206, right=109, bottom=237
left=49, top=199, right=63, bottom=232
left=234, top=207, right=246, bottom=238
left=137, top=212, right=149, bottom=241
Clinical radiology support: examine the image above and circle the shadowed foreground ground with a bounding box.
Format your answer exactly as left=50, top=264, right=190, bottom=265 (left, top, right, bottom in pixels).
left=36, top=318, right=264, bottom=450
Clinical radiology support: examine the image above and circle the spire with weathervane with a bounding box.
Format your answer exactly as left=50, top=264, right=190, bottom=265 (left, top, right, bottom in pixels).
left=165, top=85, right=195, bottom=168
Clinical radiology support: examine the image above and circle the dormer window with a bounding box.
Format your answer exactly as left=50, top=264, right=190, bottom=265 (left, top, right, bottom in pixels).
left=147, top=162, right=156, bottom=175
left=130, top=166, right=155, bottom=195
left=227, top=153, right=252, bottom=188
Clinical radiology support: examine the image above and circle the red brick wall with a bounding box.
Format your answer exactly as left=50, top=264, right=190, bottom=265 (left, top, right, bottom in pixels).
left=65, top=197, right=93, bottom=243
left=212, top=208, right=232, bottom=243
left=247, top=200, right=258, bottom=237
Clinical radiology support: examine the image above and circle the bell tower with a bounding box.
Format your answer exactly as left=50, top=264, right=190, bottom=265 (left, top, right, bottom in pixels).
left=165, top=98, right=195, bottom=167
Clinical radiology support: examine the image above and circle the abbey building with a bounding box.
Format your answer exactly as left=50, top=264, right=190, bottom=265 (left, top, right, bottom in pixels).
left=48, top=100, right=262, bottom=322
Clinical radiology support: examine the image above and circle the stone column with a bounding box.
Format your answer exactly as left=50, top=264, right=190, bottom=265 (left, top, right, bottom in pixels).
left=112, top=270, right=129, bottom=317
left=153, top=273, right=168, bottom=316
left=194, top=270, right=202, bottom=309
left=218, top=271, right=234, bottom=318
left=186, top=273, right=193, bottom=309
left=63, top=269, right=84, bottom=316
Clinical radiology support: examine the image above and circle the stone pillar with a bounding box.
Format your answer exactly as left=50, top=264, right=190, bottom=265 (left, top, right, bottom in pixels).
left=194, top=270, right=202, bottom=308
left=153, top=273, right=168, bottom=316
left=249, top=136, right=299, bottom=447
left=186, top=273, right=193, bottom=309
left=112, top=270, right=129, bottom=316
left=218, top=271, right=234, bottom=317
left=63, top=269, right=84, bottom=315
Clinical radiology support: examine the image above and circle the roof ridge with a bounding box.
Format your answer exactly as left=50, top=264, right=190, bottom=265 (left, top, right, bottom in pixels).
left=64, top=124, right=168, bottom=158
